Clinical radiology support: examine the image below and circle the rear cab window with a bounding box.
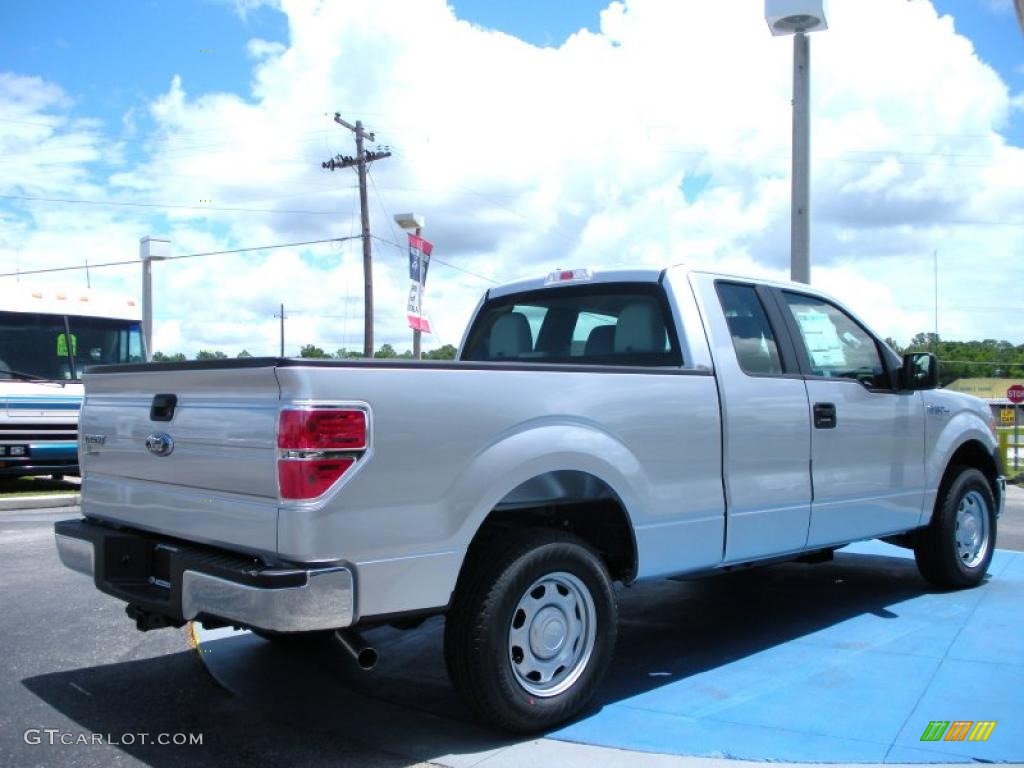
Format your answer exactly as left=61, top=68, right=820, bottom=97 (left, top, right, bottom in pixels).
left=461, top=283, right=683, bottom=366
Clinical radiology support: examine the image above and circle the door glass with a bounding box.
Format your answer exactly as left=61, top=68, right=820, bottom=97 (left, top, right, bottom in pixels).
left=782, top=293, right=887, bottom=388
left=716, top=283, right=783, bottom=375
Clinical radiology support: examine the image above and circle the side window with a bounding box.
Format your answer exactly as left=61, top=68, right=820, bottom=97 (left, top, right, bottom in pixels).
left=782, top=292, right=887, bottom=388
left=716, top=283, right=783, bottom=375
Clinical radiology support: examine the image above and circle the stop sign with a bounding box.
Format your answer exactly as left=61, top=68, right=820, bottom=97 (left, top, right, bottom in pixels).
left=1009, top=384, right=1024, bottom=404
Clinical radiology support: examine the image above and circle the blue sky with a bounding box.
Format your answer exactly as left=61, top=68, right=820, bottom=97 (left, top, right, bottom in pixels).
left=3, top=1, right=1019, bottom=148
left=1, top=1, right=1022, bottom=353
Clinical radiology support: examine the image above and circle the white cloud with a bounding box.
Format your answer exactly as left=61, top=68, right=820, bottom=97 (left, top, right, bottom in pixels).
left=1, top=0, right=1022, bottom=355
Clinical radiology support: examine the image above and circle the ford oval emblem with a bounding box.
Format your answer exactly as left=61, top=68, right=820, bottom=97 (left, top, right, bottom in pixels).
left=145, top=433, right=174, bottom=457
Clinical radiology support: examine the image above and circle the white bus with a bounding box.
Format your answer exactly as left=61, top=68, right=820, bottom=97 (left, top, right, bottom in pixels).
left=1, top=285, right=144, bottom=479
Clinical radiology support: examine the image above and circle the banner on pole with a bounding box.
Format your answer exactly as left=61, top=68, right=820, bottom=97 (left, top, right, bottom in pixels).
left=407, top=234, right=433, bottom=285
left=406, top=232, right=433, bottom=334
left=407, top=314, right=432, bottom=333
left=407, top=282, right=422, bottom=316
left=406, top=283, right=432, bottom=333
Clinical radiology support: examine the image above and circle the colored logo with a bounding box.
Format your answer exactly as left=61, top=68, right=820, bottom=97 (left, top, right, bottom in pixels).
left=920, top=721, right=996, bottom=742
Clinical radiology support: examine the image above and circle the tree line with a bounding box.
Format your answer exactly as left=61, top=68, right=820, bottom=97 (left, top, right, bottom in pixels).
left=151, top=344, right=458, bottom=362
left=888, top=334, right=1024, bottom=387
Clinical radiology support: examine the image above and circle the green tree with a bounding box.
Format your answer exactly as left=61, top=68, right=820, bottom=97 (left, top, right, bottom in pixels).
left=334, top=348, right=364, bottom=359
left=904, top=334, right=1024, bottom=387
left=237, top=349, right=252, bottom=358
left=195, top=350, right=228, bottom=360
left=423, top=344, right=457, bottom=360
left=152, top=351, right=187, bottom=362
left=300, top=344, right=330, bottom=358
left=373, top=344, right=397, bottom=359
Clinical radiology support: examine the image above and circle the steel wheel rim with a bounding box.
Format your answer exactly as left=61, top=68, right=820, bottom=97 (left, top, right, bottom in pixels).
left=955, top=490, right=990, bottom=568
left=507, top=570, right=597, bottom=698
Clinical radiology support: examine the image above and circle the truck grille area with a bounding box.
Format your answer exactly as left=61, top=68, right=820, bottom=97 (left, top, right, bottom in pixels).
left=0, top=422, right=78, bottom=444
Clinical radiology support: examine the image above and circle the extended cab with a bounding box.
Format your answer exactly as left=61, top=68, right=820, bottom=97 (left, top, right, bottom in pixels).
left=55, top=267, right=1005, bottom=732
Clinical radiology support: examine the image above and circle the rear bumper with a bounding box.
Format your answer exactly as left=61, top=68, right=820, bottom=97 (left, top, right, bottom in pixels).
left=54, top=518, right=354, bottom=632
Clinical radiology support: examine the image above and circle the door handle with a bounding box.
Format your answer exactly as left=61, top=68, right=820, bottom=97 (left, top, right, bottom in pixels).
left=813, top=402, right=837, bottom=429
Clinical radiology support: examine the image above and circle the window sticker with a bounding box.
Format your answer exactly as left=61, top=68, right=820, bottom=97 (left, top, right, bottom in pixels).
left=791, top=307, right=846, bottom=369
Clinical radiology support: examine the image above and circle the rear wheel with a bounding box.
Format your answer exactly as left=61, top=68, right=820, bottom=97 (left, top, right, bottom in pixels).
left=444, top=529, right=617, bottom=733
left=914, top=466, right=996, bottom=589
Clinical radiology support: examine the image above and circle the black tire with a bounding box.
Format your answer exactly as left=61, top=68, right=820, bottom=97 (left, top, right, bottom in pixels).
left=914, top=466, right=997, bottom=589
left=444, top=529, right=617, bottom=733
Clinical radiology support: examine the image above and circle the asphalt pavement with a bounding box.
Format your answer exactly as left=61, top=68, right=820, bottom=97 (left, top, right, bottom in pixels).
left=1, top=488, right=1021, bottom=767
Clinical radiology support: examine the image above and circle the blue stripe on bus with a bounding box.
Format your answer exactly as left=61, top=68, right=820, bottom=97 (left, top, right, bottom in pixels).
left=6, top=401, right=82, bottom=411
left=29, top=443, right=78, bottom=459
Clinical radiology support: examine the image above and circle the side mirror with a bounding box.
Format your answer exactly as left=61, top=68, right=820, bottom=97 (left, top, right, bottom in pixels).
left=901, top=352, right=938, bottom=391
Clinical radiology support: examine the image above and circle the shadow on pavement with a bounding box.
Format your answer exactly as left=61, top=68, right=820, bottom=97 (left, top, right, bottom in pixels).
left=22, top=547, right=989, bottom=765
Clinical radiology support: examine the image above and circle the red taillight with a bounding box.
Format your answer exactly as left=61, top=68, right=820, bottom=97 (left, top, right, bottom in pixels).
left=277, top=407, right=367, bottom=500
left=278, top=458, right=355, bottom=499
left=278, top=409, right=366, bottom=450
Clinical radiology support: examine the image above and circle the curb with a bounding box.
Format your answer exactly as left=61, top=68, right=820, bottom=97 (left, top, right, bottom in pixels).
left=0, top=494, right=80, bottom=512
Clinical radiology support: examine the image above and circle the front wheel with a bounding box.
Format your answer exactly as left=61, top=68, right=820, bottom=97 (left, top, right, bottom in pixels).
left=914, top=466, right=997, bottom=589
left=444, top=529, right=617, bottom=733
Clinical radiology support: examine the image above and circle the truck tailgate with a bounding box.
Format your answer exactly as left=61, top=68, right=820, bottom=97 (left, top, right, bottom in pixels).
left=78, top=365, right=281, bottom=556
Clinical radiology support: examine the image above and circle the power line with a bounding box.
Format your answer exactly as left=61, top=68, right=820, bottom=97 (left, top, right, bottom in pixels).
left=370, top=235, right=499, bottom=285
left=0, top=236, right=359, bottom=279
left=0, top=193, right=346, bottom=216
left=937, top=359, right=1024, bottom=366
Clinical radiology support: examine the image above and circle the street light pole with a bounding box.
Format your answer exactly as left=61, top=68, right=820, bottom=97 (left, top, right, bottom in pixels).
left=394, top=213, right=427, bottom=360
left=765, top=0, right=828, bottom=286
left=412, top=225, right=423, bottom=360
left=139, top=236, right=170, bottom=361
left=791, top=30, right=810, bottom=284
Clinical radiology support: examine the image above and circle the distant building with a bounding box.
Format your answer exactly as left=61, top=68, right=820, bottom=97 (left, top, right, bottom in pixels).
left=946, top=378, right=1022, bottom=426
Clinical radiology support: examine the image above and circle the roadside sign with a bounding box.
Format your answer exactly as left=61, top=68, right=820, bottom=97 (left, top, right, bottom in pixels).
left=1001, top=408, right=1015, bottom=425
left=1008, top=384, right=1024, bottom=404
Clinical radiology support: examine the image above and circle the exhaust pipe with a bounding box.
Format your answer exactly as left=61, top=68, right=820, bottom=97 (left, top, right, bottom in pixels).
left=333, top=628, right=378, bottom=671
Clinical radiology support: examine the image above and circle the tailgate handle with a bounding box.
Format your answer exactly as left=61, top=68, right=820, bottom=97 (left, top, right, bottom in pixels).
left=150, top=394, right=178, bottom=422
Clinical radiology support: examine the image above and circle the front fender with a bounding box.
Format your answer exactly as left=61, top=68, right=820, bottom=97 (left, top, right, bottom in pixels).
left=927, top=415, right=997, bottom=491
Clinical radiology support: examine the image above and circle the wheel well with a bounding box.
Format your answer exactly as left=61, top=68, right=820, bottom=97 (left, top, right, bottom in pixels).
left=463, top=470, right=637, bottom=584
left=942, top=439, right=1000, bottom=506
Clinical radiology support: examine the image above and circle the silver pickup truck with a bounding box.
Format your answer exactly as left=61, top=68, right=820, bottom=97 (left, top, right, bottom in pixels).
left=55, top=266, right=1005, bottom=732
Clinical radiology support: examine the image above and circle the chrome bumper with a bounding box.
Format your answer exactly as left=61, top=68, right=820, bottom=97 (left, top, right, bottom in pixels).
left=55, top=523, right=354, bottom=632
left=179, top=567, right=353, bottom=631
left=996, top=475, right=1006, bottom=519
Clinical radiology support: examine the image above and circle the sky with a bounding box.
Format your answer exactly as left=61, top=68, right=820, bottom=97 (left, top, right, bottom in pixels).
left=0, top=0, right=1022, bottom=357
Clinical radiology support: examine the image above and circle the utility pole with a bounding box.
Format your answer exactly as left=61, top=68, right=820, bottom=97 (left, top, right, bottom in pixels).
left=276, top=303, right=286, bottom=357
left=322, top=114, right=391, bottom=358
left=933, top=250, right=939, bottom=356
